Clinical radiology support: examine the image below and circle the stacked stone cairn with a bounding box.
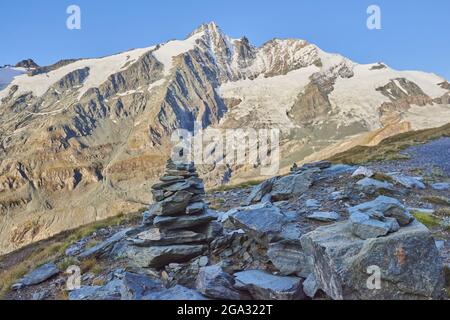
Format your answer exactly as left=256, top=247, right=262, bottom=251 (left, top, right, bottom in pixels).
left=128, top=159, right=220, bottom=269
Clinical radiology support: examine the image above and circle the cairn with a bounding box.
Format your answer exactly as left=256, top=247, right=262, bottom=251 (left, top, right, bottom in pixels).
left=127, top=159, right=220, bottom=269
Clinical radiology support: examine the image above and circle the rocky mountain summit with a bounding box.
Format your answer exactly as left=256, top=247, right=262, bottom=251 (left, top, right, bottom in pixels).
left=4, top=137, right=450, bottom=300
left=0, top=22, right=449, bottom=257
left=14, top=59, right=39, bottom=70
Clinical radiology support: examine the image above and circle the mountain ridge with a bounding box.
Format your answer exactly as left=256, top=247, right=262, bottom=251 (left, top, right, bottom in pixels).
left=0, top=22, right=449, bottom=255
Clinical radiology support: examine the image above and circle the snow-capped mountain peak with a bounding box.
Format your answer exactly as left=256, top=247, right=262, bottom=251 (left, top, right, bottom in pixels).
left=0, top=23, right=448, bottom=255
left=188, top=21, right=222, bottom=37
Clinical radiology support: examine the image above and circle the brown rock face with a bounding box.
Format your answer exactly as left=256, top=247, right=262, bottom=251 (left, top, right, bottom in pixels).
left=376, top=78, right=434, bottom=125
left=438, top=81, right=450, bottom=90
left=0, top=23, right=448, bottom=256
left=288, top=81, right=332, bottom=125
left=287, top=60, right=354, bottom=125
left=0, top=33, right=232, bottom=254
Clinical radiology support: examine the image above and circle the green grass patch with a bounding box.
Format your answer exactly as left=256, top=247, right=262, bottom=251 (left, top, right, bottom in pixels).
left=67, top=212, right=141, bottom=243
left=84, top=239, right=101, bottom=250
left=411, top=211, right=441, bottom=229
left=57, top=257, right=79, bottom=272
left=80, top=257, right=103, bottom=275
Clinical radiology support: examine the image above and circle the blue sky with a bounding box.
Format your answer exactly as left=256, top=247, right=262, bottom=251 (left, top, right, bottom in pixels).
left=1, top=0, right=449, bottom=78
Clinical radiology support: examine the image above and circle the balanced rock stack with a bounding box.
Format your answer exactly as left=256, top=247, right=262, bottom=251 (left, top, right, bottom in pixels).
left=127, top=160, right=220, bottom=269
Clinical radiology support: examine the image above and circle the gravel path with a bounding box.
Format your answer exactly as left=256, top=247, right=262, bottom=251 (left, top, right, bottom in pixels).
left=369, top=137, right=450, bottom=177
left=403, top=137, right=450, bottom=174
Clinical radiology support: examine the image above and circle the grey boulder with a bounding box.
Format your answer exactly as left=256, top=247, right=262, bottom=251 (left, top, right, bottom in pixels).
left=145, top=285, right=208, bottom=300
left=69, top=279, right=122, bottom=300
left=307, top=211, right=340, bottom=222
left=432, top=183, right=450, bottom=191
left=128, top=228, right=207, bottom=246
left=186, top=202, right=206, bottom=214
left=202, top=220, right=224, bottom=241
left=356, top=178, right=394, bottom=193
left=233, top=270, right=305, bottom=300
left=302, top=160, right=332, bottom=170
left=352, top=166, right=374, bottom=178
left=322, top=164, right=355, bottom=176
left=271, top=171, right=314, bottom=201
left=348, top=196, right=414, bottom=227
left=245, top=178, right=275, bottom=205
left=267, top=241, right=311, bottom=277
left=126, top=244, right=207, bottom=268
left=305, top=199, right=320, bottom=209
left=79, top=228, right=132, bottom=259
left=349, top=212, right=394, bottom=239
left=196, top=265, right=248, bottom=300
left=120, top=272, right=164, bottom=300
left=160, top=175, right=185, bottom=183
left=303, top=273, right=320, bottom=298
left=389, top=174, right=426, bottom=190
left=65, top=241, right=85, bottom=257
left=300, top=221, right=444, bottom=300
left=151, top=190, right=194, bottom=216
left=229, top=205, right=287, bottom=245
left=278, top=223, right=303, bottom=242
left=13, top=263, right=60, bottom=289
left=153, top=211, right=216, bottom=231
left=32, top=289, right=50, bottom=300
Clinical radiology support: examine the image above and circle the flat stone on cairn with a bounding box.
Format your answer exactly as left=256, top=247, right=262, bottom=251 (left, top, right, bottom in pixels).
left=127, top=159, right=218, bottom=269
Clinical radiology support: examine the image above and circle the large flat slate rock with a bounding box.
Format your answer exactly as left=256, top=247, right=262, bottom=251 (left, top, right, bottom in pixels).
left=12, top=263, right=60, bottom=289
left=300, top=220, right=444, bottom=300
left=127, top=244, right=207, bottom=268
left=233, top=270, right=305, bottom=300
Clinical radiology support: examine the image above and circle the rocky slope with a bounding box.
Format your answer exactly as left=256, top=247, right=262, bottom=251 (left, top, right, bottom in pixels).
left=0, top=22, right=449, bottom=255
left=3, top=137, right=450, bottom=300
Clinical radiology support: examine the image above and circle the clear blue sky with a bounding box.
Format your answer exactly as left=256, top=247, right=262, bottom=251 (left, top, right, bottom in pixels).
left=1, top=0, right=449, bottom=79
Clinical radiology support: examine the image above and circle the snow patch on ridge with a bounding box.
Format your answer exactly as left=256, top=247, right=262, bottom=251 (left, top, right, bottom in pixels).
left=329, top=64, right=448, bottom=129
left=148, top=79, right=167, bottom=92
left=153, top=32, right=204, bottom=76
left=219, top=65, right=320, bottom=129
left=0, top=47, right=155, bottom=100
